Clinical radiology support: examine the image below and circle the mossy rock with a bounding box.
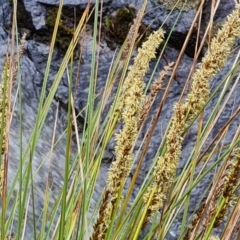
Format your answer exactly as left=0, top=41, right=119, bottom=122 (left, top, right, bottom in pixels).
left=104, top=5, right=136, bottom=44
left=33, top=6, right=84, bottom=61
left=44, top=7, right=75, bottom=51
left=103, top=5, right=150, bottom=49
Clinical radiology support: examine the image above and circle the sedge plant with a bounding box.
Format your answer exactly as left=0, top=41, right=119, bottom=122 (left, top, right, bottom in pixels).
left=0, top=0, right=240, bottom=239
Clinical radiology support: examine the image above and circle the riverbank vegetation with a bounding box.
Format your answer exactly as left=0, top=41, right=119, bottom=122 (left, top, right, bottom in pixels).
left=0, top=0, right=240, bottom=239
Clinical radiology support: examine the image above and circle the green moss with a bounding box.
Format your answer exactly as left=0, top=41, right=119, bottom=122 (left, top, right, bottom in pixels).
left=104, top=5, right=151, bottom=49
left=36, top=7, right=83, bottom=62
left=106, top=5, right=136, bottom=44
left=45, top=7, right=74, bottom=51
left=45, top=8, right=75, bottom=35
left=158, top=0, right=201, bottom=11
left=115, top=6, right=136, bottom=22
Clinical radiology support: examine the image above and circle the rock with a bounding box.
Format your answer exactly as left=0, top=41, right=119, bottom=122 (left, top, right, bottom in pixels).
left=0, top=0, right=12, bottom=27
left=37, top=0, right=111, bottom=7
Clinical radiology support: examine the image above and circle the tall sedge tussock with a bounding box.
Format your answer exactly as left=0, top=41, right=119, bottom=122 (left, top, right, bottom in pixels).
left=1, top=1, right=240, bottom=239
left=143, top=3, right=240, bottom=224
left=183, top=5, right=240, bottom=238
left=91, top=28, right=165, bottom=239
left=0, top=33, right=26, bottom=198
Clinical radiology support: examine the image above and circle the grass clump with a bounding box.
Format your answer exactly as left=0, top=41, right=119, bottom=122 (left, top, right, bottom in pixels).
left=0, top=0, right=240, bottom=239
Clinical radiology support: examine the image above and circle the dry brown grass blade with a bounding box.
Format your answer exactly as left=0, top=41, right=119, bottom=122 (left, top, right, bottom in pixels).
left=172, top=0, right=207, bottom=99
left=138, top=62, right=174, bottom=130
left=179, top=0, right=223, bottom=101
left=197, top=107, right=240, bottom=164
left=221, top=197, right=240, bottom=240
